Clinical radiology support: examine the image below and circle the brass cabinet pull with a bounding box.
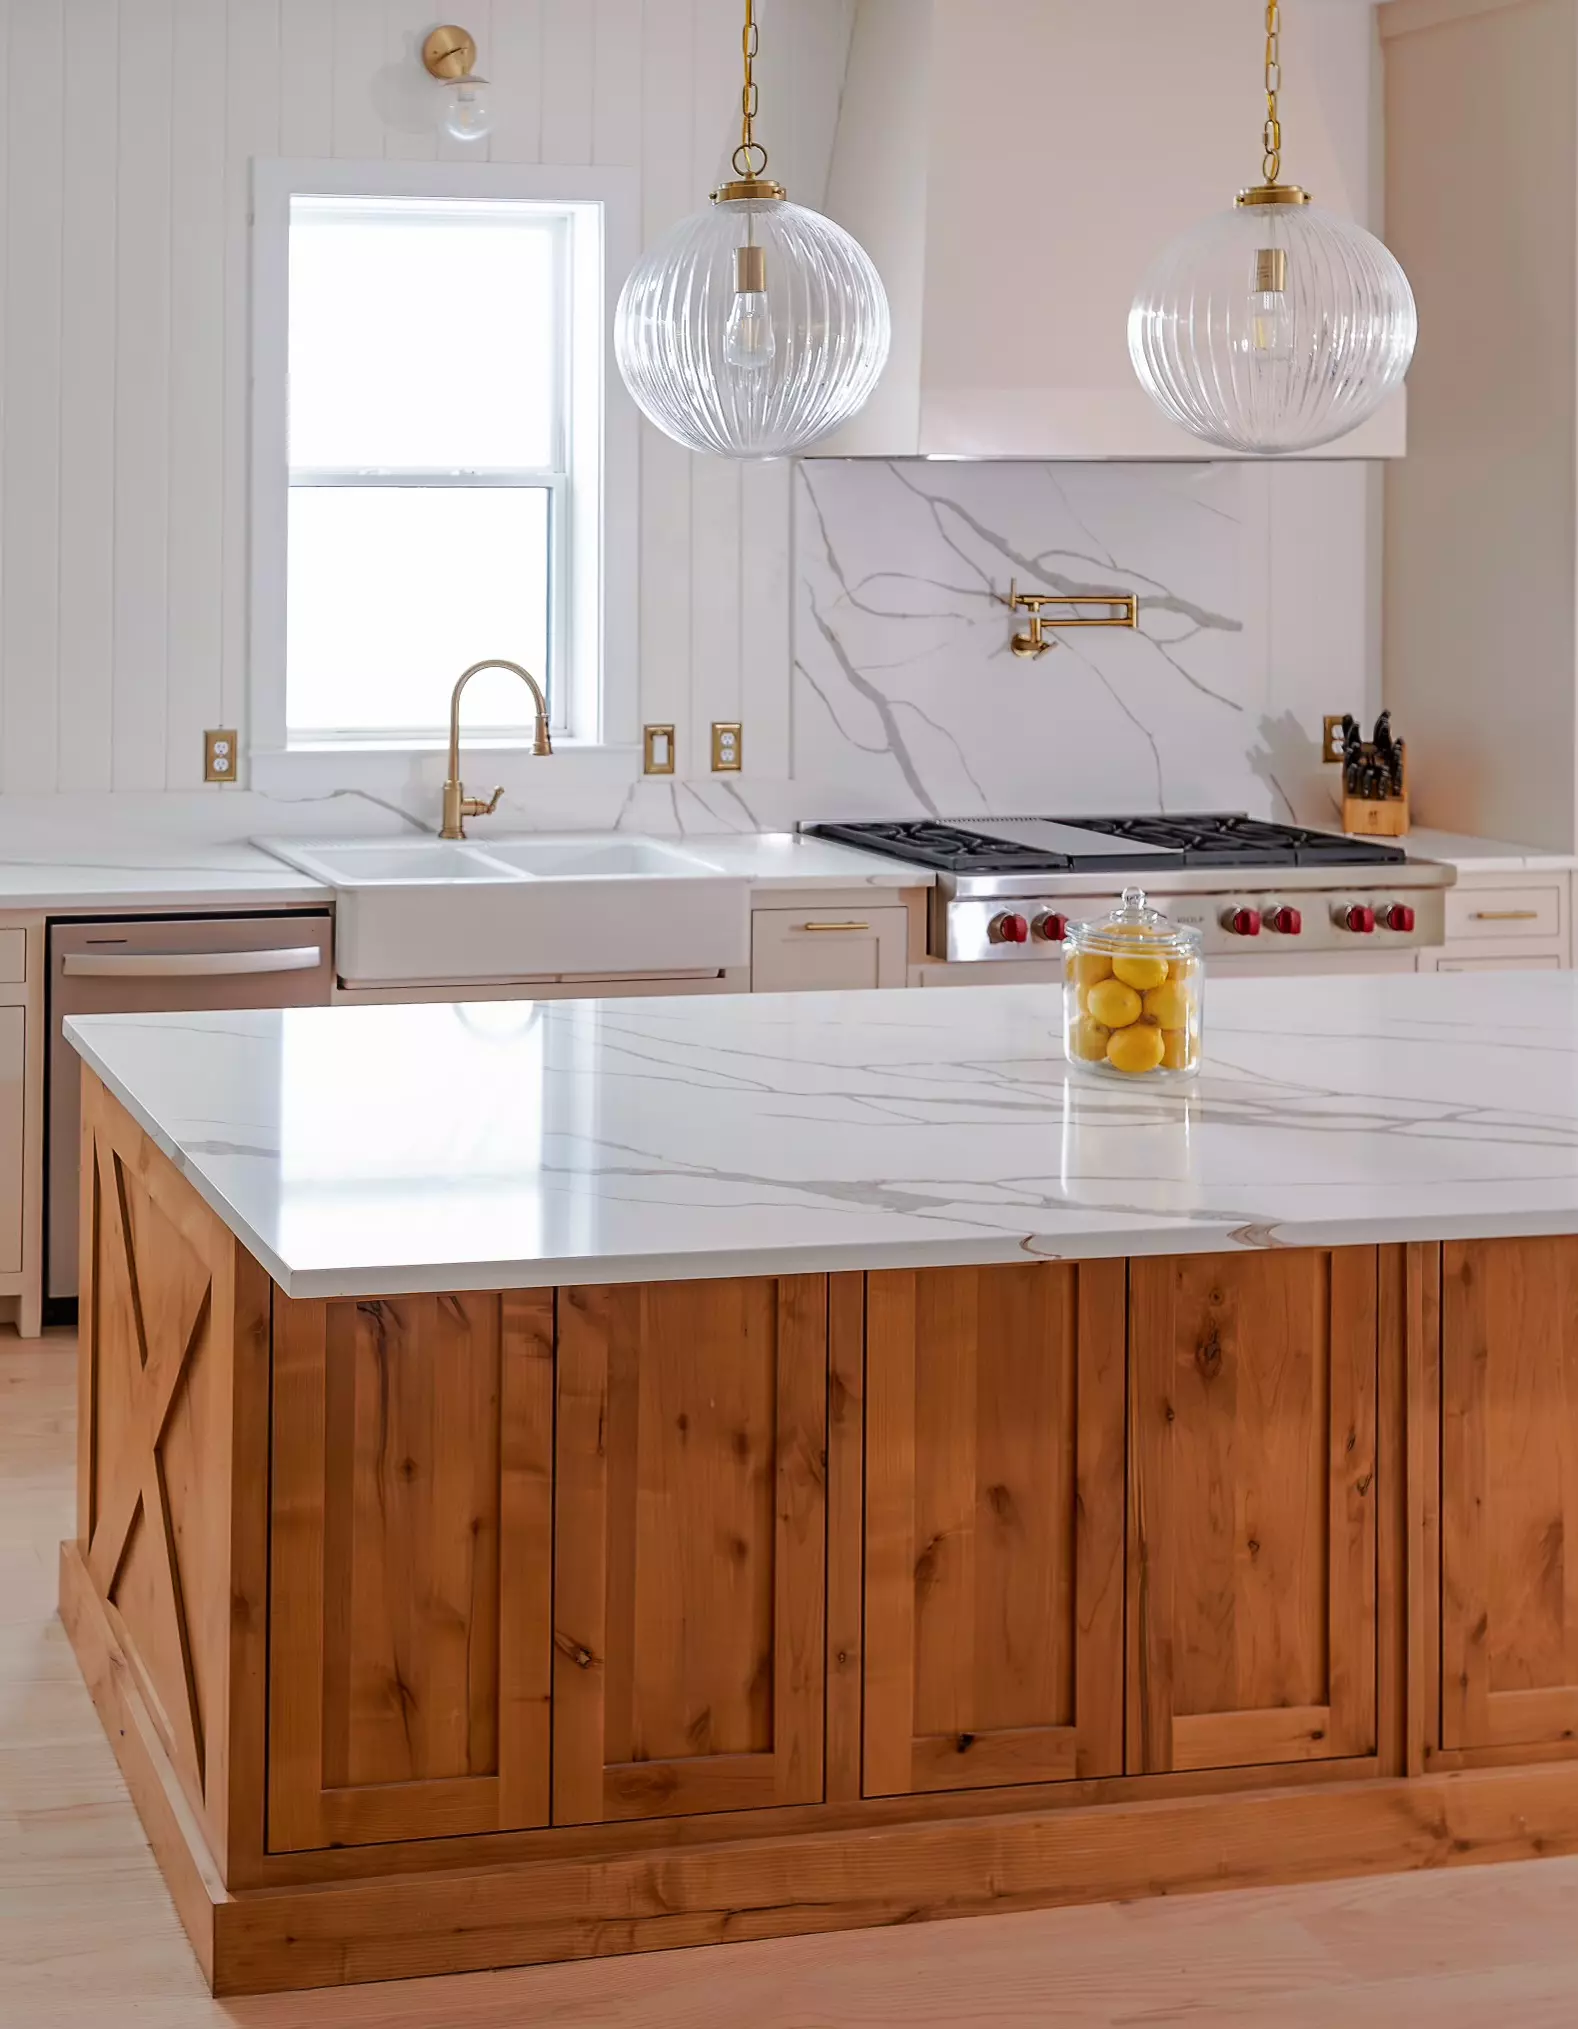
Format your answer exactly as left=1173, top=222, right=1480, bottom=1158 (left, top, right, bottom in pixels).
left=1470, top=909, right=1540, bottom=922
left=798, top=921, right=871, bottom=933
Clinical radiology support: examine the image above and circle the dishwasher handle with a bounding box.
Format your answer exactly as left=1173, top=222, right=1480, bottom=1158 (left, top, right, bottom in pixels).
left=59, top=946, right=326, bottom=981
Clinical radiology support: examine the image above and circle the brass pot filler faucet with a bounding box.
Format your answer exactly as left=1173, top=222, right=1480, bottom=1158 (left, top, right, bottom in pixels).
left=441, top=659, right=554, bottom=840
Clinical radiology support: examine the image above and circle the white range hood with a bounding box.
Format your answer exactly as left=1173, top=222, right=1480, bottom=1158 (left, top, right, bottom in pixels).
left=819, top=0, right=1406, bottom=462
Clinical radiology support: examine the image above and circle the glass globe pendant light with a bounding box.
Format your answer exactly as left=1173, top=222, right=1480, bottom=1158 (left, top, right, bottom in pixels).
left=1128, top=1, right=1417, bottom=455
left=614, top=0, right=891, bottom=460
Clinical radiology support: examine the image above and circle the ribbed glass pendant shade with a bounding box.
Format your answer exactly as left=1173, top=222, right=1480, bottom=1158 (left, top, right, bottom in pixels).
left=1128, top=201, right=1417, bottom=455
left=615, top=197, right=891, bottom=460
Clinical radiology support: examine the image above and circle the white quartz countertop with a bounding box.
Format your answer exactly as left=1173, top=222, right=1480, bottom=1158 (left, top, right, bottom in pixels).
left=1406, top=828, right=1578, bottom=874
left=0, top=811, right=923, bottom=914
left=63, top=971, right=1578, bottom=1299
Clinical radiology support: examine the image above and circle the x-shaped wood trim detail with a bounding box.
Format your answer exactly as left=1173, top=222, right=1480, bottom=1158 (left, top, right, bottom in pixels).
left=86, top=1144, right=213, bottom=1790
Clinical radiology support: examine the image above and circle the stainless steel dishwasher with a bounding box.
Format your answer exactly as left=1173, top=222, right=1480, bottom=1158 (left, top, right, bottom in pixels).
left=47, top=912, right=334, bottom=1302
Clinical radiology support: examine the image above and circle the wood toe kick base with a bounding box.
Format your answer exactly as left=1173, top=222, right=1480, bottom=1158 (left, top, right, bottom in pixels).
left=57, top=1534, right=1578, bottom=1999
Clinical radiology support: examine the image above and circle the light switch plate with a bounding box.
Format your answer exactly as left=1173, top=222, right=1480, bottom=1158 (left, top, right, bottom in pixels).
left=643, top=724, right=676, bottom=776
left=204, top=729, right=239, bottom=783
left=711, top=722, right=743, bottom=772
left=1322, top=716, right=1348, bottom=766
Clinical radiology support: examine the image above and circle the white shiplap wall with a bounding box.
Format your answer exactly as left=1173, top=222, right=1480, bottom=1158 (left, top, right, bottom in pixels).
left=0, top=0, right=853, bottom=794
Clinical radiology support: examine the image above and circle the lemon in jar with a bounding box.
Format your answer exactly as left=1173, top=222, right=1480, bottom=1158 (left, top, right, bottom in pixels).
left=1086, top=978, right=1143, bottom=1030
left=1070, top=951, right=1113, bottom=991
left=1070, top=1017, right=1112, bottom=1063
left=1112, top=951, right=1171, bottom=992
left=1160, top=1029, right=1194, bottom=1072
left=1142, top=979, right=1193, bottom=1032
left=1107, top=1022, right=1167, bottom=1075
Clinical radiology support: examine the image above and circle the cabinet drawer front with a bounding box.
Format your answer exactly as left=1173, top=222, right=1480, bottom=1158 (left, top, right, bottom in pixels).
left=0, top=1006, right=20, bottom=1273
left=0, top=929, right=25, bottom=983
left=1446, top=883, right=1564, bottom=943
left=1433, top=954, right=1562, bottom=973
left=751, top=907, right=909, bottom=993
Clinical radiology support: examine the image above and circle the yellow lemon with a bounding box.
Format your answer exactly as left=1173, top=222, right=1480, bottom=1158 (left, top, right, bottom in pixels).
left=1086, top=978, right=1143, bottom=1030
left=1160, top=1029, right=1194, bottom=1072
left=1070, top=1017, right=1112, bottom=1063
left=1112, top=951, right=1170, bottom=992
left=1070, top=951, right=1113, bottom=990
left=1143, top=980, right=1192, bottom=1031
left=1107, top=1022, right=1167, bottom=1075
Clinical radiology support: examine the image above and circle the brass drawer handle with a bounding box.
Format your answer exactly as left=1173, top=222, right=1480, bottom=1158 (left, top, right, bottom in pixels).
left=798, top=921, right=871, bottom=933
left=1469, top=909, right=1541, bottom=922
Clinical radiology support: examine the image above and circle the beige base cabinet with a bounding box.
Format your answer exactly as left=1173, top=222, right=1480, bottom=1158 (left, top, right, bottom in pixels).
left=0, top=1003, right=23, bottom=1275
left=751, top=905, right=910, bottom=992
left=1417, top=872, right=1572, bottom=974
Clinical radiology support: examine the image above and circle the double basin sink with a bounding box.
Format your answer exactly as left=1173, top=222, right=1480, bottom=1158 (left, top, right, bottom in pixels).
left=261, top=834, right=751, bottom=987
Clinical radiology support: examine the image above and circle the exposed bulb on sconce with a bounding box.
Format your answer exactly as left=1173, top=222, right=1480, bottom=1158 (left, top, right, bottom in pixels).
left=422, top=25, right=493, bottom=145
left=440, top=75, right=494, bottom=143
left=723, top=245, right=776, bottom=373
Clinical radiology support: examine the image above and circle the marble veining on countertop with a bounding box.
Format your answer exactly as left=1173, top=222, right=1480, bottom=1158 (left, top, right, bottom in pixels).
left=63, top=972, right=1578, bottom=1299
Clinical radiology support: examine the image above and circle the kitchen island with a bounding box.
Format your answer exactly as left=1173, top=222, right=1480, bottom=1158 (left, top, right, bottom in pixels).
left=59, top=974, right=1578, bottom=1994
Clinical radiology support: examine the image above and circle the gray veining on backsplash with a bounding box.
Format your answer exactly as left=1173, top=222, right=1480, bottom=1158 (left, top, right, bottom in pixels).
left=792, top=459, right=1340, bottom=824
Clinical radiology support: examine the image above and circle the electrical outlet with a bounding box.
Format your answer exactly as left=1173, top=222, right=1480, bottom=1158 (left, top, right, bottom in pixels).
left=1322, top=716, right=1350, bottom=766
left=204, top=729, right=239, bottom=783
left=643, top=724, right=676, bottom=776
left=711, top=722, right=743, bottom=772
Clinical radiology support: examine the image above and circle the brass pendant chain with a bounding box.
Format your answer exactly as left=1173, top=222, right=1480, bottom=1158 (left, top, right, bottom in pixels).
left=1262, top=0, right=1283, bottom=186
left=734, top=0, right=769, bottom=181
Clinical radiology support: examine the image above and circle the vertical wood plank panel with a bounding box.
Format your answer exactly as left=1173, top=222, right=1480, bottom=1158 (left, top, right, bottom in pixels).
left=220, top=0, right=280, bottom=745
left=331, top=0, right=387, bottom=158
left=637, top=0, right=693, bottom=752
left=279, top=0, right=335, bottom=155
left=382, top=0, right=440, bottom=164
left=594, top=0, right=643, bottom=167
left=111, top=0, right=174, bottom=788
left=486, top=0, right=543, bottom=163
left=56, top=0, right=119, bottom=792
left=541, top=0, right=596, bottom=164
left=1, top=0, right=63, bottom=792
left=825, top=1273, right=865, bottom=1803
left=165, top=0, right=228, bottom=788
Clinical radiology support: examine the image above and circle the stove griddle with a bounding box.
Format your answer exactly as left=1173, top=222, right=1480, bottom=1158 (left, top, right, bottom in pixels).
left=809, top=814, right=1409, bottom=875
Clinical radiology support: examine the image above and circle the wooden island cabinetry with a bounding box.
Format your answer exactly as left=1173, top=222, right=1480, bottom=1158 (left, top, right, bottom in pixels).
left=61, top=1068, right=1578, bottom=1996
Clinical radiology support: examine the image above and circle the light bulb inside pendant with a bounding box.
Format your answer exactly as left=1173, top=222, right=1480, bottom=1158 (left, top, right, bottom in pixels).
left=723, top=244, right=776, bottom=373
left=1246, top=247, right=1293, bottom=363
left=612, top=0, right=889, bottom=458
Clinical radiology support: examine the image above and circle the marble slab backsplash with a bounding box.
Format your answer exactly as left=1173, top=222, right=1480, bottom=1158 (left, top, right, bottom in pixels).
left=792, top=458, right=1344, bottom=826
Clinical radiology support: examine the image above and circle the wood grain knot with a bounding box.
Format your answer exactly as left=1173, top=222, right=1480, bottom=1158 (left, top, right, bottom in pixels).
left=914, top=1535, right=944, bottom=1596
left=986, top=1483, right=1018, bottom=1525
left=1194, top=1327, right=1223, bottom=1380
left=396, top=1456, right=418, bottom=1482
left=954, top=1733, right=976, bottom=1755
left=554, top=1630, right=599, bottom=1671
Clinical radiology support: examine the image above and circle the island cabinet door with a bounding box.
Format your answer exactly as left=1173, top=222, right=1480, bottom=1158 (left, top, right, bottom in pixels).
left=267, top=1292, right=555, bottom=1853
left=552, top=1276, right=829, bottom=1825
left=1441, top=1238, right=1578, bottom=1757
left=1127, top=1251, right=1379, bottom=1776
left=861, top=1262, right=1127, bottom=1798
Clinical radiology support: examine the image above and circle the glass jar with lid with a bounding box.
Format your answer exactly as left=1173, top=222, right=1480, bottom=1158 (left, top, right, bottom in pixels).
left=1063, top=886, right=1204, bottom=1082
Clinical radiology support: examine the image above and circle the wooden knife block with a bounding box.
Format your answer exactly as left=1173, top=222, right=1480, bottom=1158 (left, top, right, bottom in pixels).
left=1340, top=744, right=1410, bottom=839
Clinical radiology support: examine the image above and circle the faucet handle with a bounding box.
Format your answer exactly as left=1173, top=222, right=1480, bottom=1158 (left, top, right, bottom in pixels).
left=462, top=787, right=506, bottom=821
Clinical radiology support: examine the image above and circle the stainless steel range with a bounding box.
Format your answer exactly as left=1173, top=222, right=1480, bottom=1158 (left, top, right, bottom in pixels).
left=807, top=814, right=1455, bottom=965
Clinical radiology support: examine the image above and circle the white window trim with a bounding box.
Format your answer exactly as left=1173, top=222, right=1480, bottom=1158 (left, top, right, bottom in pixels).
left=249, top=157, right=640, bottom=775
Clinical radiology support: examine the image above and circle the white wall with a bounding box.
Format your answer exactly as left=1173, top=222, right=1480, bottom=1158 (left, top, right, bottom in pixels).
left=0, top=0, right=1385, bottom=829
left=0, top=0, right=853, bottom=798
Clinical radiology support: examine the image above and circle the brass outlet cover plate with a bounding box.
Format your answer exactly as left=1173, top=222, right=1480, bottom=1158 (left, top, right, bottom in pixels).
left=1322, top=716, right=1349, bottom=766
left=643, top=725, right=676, bottom=776
left=711, top=722, right=743, bottom=773
left=204, top=729, right=239, bottom=784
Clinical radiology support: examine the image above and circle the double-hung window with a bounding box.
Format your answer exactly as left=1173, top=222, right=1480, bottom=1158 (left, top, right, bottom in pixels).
left=252, top=164, right=636, bottom=759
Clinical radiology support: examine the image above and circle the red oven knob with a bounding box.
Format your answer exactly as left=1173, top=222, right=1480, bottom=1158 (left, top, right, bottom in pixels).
left=1224, top=907, right=1262, bottom=937
left=991, top=912, right=1030, bottom=946
left=1386, top=904, right=1417, bottom=934
left=1343, top=905, right=1377, bottom=935
left=1270, top=906, right=1303, bottom=936
left=1033, top=912, right=1070, bottom=944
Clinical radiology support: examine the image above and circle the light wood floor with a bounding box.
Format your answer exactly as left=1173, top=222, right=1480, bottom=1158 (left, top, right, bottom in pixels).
left=11, top=1332, right=1578, bottom=2028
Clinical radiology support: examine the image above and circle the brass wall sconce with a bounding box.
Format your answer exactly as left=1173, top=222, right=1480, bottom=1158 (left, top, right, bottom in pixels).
left=997, top=582, right=1140, bottom=660
left=422, top=25, right=494, bottom=142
